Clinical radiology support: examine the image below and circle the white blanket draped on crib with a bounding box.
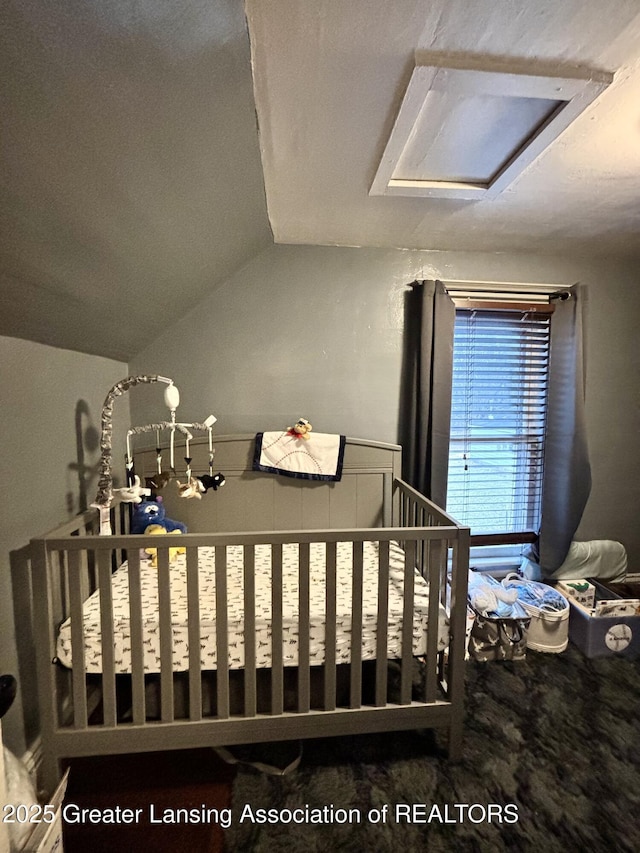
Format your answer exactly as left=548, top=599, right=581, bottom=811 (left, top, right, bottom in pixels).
left=253, top=431, right=346, bottom=481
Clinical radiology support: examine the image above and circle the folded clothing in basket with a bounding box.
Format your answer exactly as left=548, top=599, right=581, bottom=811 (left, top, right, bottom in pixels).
left=502, top=576, right=569, bottom=654
left=467, top=572, right=528, bottom=619
left=503, top=576, right=568, bottom=613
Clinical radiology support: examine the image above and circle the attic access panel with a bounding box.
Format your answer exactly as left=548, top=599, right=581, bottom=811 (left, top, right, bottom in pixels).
left=370, top=58, right=612, bottom=200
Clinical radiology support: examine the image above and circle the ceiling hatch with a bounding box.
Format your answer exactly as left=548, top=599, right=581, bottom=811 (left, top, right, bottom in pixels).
left=370, top=57, right=613, bottom=200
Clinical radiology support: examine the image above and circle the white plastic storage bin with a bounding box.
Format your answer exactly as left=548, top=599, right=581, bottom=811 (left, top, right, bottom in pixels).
left=503, top=577, right=570, bottom=653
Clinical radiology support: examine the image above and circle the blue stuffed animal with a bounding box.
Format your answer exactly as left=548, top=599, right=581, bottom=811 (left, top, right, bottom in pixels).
left=131, top=497, right=187, bottom=534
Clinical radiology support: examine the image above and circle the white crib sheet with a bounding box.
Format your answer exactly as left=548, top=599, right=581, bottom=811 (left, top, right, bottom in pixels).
left=56, top=540, right=449, bottom=674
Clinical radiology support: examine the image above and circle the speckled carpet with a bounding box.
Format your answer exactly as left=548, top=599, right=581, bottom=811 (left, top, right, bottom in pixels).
left=225, top=647, right=640, bottom=852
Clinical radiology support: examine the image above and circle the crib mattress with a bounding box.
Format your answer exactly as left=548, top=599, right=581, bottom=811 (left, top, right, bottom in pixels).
left=56, top=540, right=449, bottom=674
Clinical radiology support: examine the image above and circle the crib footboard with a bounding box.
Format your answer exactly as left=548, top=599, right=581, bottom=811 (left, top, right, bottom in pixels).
left=26, top=490, right=469, bottom=796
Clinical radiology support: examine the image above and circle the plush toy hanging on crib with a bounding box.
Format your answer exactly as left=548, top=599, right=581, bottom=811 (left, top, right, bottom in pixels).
left=145, top=429, right=174, bottom=493
left=146, top=471, right=173, bottom=492
left=111, top=474, right=151, bottom=505
left=197, top=472, right=226, bottom=492
left=200, top=427, right=226, bottom=492
left=286, top=418, right=313, bottom=440
left=177, top=476, right=203, bottom=499
left=176, top=432, right=203, bottom=498
left=180, top=427, right=226, bottom=496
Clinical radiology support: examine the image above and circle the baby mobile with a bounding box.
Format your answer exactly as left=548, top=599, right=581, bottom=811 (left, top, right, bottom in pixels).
left=91, top=374, right=224, bottom=535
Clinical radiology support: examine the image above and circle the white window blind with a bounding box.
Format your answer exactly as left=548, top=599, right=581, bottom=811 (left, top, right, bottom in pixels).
left=446, top=308, right=550, bottom=537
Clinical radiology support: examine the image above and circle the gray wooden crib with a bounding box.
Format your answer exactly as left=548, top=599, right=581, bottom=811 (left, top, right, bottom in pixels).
left=18, top=436, right=469, bottom=796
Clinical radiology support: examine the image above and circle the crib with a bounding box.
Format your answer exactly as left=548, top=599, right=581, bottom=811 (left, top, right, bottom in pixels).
left=19, top=435, right=469, bottom=796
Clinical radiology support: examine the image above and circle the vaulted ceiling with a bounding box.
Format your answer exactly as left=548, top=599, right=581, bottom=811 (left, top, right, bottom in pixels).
left=247, top=0, right=640, bottom=258
left=1, top=0, right=271, bottom=360
left=2, top=0, right=640, bottom=361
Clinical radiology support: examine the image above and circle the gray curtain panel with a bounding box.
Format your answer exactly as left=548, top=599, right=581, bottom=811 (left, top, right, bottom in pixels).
left=399, top=280, right=455, bottom=507
left=537, top=284, right=592, bottom=573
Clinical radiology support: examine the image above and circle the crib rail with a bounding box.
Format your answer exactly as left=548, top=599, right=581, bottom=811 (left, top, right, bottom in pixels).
left=394, top=478, right=469, bottom=711
left=29, top=483, right=469, bottom=795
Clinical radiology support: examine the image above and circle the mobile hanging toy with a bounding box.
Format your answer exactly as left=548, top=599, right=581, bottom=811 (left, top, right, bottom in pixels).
left=91, top=374, right=222, bottom=534
left=197, top=472, right=226, bottom=492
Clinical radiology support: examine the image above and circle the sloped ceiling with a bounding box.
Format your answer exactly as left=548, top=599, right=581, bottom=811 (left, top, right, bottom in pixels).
left=246, top=0, right=640, bottom=258
left=0, top=0, right=271, bottom=361
left=2, top=1, right=640, bottom=362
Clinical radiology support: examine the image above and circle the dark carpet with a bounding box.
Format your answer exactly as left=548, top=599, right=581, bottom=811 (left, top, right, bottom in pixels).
left=225, top=646, right=640, bottom=853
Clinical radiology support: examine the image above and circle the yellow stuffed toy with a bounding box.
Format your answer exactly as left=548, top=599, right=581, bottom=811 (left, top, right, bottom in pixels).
left=144, top=523, right=186, bottom=567
left=286, top=418, right=313, bottom=440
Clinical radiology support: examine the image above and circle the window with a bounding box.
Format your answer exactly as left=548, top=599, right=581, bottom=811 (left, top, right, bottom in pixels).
left=446, top=306, right=551, bottom=568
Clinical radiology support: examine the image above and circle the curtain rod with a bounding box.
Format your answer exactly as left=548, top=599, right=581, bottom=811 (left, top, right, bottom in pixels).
left=442, top=283, right=571, bottom=302
left=447, top=289, right=570, bottom=301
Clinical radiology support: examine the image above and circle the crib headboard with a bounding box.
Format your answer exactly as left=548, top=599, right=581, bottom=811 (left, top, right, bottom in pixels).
left=132, top=434, right=402, bottom=532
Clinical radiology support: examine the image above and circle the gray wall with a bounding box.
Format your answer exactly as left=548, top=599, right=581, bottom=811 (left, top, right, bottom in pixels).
left=131, top=242, right=640, bottom=568
left=2, top=245, right=637, bottom=755
left=0, top=337, right=128, bottom=755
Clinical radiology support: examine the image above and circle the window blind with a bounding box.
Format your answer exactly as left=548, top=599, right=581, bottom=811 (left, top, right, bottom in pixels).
left=446, top=308, right=550, bottom=536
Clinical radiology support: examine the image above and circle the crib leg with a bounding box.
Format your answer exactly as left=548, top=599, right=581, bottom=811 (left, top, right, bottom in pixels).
left=447, top=712, right=464, bottom=761
left=38, top=750, right=62, bottom=800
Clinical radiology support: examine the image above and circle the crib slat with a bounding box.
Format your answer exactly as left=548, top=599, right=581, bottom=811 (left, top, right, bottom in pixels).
left=79, top=548, right=90, bottom=606
left=127, top=548, right=146, bottom=725
left=113, top=505, right=126, bottom=568
left=400, top=540, right=416, bottom=705
left=324, top=541, right=337, bottom=711
left=157, top=548, right=174, bottom=724
left=215, top=546, right=229, bottom=719
left=186, top=546, right=202, bottom=721
left=431, top=537, right=447, bottom=688
left=51, top=552, right=66, bottom=655
left=375, top=540, right=390, bottom=706
left=271, top=544, right=284, bottom=716
left=425, top=538, right=441, bottom=704
left=68, top=550, right=87, bottom=729
left=382, top=472, right=393, bottom=526
left=31, top=538, right=61, bottom=776
left=59, top=551, right=70, bottom=636
left=431, top=539, right=446, bottom=606
left=243, top=545, right=257, bottom=717
left=417, top=507, right=427, bottom=577
left=448, top=528, right=470, bottom=760
left=97, top=549, right=117, bottom=727
left=350, top=541, right=363, bottom=709
left=298, top=543, right=311, bottom=713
